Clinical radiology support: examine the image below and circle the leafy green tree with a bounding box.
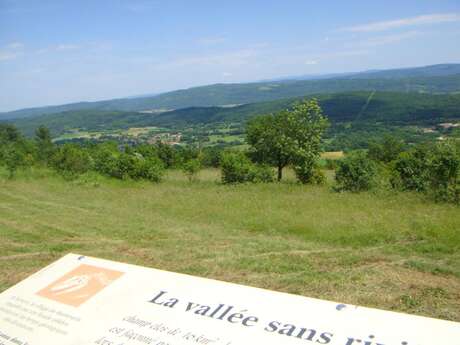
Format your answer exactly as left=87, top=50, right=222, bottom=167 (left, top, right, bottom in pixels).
left=427, top=140, right=459, bottom=203
left=368, top=135, right=405, bottom=163
left=51, top=144, right=92, bottom=179
left=92, top=143, right=119, bottom=176
left=220, top=151, right=254, bottom=184
left=0, top=124, right=22, bottom=144
left=182, top=159, right=201, bottom=182
left=334, top=151, right=377, bottom=192
left=1, top=144, right=29, bottom=178
left=35, top=125, right=55, bottom=164
left=391, top=144, right=431, bottom=192
left=155, top=142, right=177, bottom=168
left=220, top=151, right=274, bottom=184
left=247, top=99, right=328, bottom=182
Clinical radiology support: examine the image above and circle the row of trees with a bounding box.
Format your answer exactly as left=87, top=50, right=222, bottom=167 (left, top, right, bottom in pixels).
left=2, top=98, right=459, bottom=203
left=334, top=136, right=460, bottom=204
left=0, top=123, right=220, bottom=181
left=1, top=99, right=329, bottom=185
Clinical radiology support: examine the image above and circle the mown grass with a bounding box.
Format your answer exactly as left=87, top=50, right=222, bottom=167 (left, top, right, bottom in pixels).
left=0, top=167, right=459, bottom=321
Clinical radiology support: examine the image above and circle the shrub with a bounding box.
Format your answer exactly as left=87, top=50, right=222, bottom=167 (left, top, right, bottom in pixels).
left=111, top=153, right=164, bottom=182
left=51, top=144, right=92, bottom=179
left=35, top=125, right=55, bottom=164
left=334, top=151, right=377, bottom=192
left=220, top=151, right=254, bottom=184
left=427, top=141, right=459, bottom=204
left=140, top=157, right=164, bottom=182
left=294, top=161, right=325, bottom=185
left=201, top=147, right=222, bottom=168
left=220, top=151, right=275, bottom=184
left=250, top=164, right=275, bottom=183
left=368, top=135, right=405, bottom=163
left=182, top=159, right=201, bottom=182
left=390, top=144, right=431, bottom=192
left=0, top=143, right=31, bottom=178
left=92, top=146, right=118, bottom=176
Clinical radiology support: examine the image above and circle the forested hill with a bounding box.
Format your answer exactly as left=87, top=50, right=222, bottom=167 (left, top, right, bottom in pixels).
left=10, top=92, right=460, bottom=137
left=2, top=64, right=460, bottom=120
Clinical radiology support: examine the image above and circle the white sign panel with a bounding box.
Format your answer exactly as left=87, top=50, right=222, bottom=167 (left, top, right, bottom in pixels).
left=0, top=254, right=458, bottom=345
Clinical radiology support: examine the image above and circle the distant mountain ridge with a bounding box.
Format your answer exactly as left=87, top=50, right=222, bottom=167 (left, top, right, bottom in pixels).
left=10, top=91, right=460, bottom=137
left=2, top=63, right=460, bottom=120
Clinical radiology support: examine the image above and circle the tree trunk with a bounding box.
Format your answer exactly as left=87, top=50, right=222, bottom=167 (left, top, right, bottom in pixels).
left=277, top=165, right=283, bottom=181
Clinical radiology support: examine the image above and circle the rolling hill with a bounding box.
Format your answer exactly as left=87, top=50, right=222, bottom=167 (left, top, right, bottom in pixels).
left=9, top=91, right=460, bottom=137
left=2, top=64, right=460, bottom=120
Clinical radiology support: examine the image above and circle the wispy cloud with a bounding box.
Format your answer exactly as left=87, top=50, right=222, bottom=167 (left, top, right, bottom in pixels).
left=0, top=52, right=19, bottom=61
left=154, top=49, right=259, bottom=70
left=55, top=44, right=80, bottom=51
left=340, top=13, right=460, bottom=32
left=360, top=31, right=420, bottom=47
left=6, top=42, right=24, bottom=49
left=0, top=42, right=24, bottom=62
left=197, top=36, right=227, bottom=45
left=305, top=60, right=318, bottom=65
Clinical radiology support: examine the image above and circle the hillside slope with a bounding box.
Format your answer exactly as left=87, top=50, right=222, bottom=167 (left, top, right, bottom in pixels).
left=10, top=92, right=460, bottom=137
left=2, top=64, right=460, bottom=120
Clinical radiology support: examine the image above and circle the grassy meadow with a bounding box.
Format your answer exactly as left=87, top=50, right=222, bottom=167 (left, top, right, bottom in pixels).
left=0, top=167, right=459, bottom=321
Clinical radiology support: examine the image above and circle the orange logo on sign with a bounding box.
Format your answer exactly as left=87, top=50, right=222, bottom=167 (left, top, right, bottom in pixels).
left=37, top=264, right=123, bottom=307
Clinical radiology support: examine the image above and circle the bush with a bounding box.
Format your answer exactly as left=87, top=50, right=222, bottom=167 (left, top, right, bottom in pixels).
left=427, top=141, right=459, bottom=203
left=390, top=144, right=431, bottom=192
left=294, top=161, right=325, bottom=185
left=140, top=157, right=164, bottom=182
left=51, top=144, right=92, bottom=179
left=220, top=151, right=254, bottom=184
left=368, top=135, right=405, bottom=163
left=334, top=151, right=377, bottom=192
left=182, top=159, right=201, bottom=182
left=201, top=147, right=222, bottom=168
left=220, top=151, right=274, bottom=184
left=92, top=146, right=119, bottom=176
left=250, top=164, right=275, bottom=183
left=111, top=153, right=164, bottom=182
left=0, top=143, right=31, bottom=178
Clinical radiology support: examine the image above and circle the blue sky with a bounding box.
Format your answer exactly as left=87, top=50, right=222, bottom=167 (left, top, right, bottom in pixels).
left=1, top=0, right=460, bottom=111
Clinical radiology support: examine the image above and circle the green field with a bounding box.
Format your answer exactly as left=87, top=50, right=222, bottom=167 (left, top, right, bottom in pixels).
left=1, top=168, right=459, bottom=321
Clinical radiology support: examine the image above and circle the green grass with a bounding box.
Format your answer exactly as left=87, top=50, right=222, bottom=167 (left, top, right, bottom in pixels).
left=0, top=167, right=459, bottom=321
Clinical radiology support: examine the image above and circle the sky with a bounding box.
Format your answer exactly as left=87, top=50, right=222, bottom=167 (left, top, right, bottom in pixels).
left=1, top=0, right=460, bottom=112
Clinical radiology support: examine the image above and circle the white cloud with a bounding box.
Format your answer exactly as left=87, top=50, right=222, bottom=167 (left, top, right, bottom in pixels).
left=222, top=72, right=233, bottom=77
left=305, top=60, right=318, bottom=65
left=155, top=49, right=258, bottom=70
left=0, top=52, right=18, bottom=61
left=197, top=36, right=227, bottom=45
left=56, top=44, right=80, bottom=51
left=323, top=50, right=370, bottom=58
left=0, top=42, right=24, bottom=61
left=6, top=42, right=24, bottom=49
left=361, top=31, right=420, bottom=47
left=340, top=13, right=460, bottom=32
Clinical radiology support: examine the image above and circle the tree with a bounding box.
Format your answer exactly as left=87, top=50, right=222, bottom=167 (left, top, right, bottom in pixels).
left=0, top=125, right=33, bottom=178
left=426, top=140, right=459, bottom=203
left=182, top=159, right=201, bottom=182
left=220, top=151, right=274, bottom=184
left=51, top=144, right=92, bottom=179
left=1, top=144, right=29, bottom=178
left=334, top=151, right=377, bottom=192
left=368, top=135, right=405, bottom=163
left=0, top=124, right=21, bottom=144
left=246, top=99, right=328, bottom=182
left=35, top=125, right=55, bottom=164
